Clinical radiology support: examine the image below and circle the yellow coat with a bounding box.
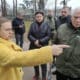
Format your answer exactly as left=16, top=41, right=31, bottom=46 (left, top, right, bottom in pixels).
left=0, top=38, right=53, bottom=80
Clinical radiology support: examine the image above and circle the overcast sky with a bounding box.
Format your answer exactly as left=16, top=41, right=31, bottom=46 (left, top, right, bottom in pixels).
left=45, top=0, right=80, bottom=9
left=4, top=0, right=80, bottom=9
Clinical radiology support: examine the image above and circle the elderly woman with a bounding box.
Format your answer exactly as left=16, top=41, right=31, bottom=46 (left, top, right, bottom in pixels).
left=0, top=17, right=69, bottom=80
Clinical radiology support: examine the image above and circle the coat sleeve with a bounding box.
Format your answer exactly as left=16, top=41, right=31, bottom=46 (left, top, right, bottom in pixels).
left=28, top=23, right=37, bottom=42
left=0, top=45, right=53, bottom=67
left=39, top=24, right=51, bottom=43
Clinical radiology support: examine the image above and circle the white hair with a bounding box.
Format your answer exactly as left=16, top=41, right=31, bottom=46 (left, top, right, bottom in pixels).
left=71, top=7, right=80, bottom=16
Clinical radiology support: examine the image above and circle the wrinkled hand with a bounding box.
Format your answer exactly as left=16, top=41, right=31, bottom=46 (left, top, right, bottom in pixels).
left=52, top=44, right=70, bottom=56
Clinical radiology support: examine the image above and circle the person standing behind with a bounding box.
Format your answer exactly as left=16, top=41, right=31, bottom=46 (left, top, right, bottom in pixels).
left=12, top=12, right=25, bottom=48
left=46, top=10, right=57, bottom=75
left=46, top=10, right=57, bottom=44
left=28, top=11, right=51, bottom=80
left=56, top=7, right=71, bottom=29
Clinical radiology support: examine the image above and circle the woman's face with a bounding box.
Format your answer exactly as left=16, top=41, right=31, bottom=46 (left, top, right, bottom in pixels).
left=35, top=13, right=44, bottom=23
left=0, top=21, right=13, bottom=40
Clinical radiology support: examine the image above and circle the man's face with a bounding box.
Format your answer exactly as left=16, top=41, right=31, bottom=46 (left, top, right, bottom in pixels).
left=35, top=13, right=44, bottom=23
left=71, top=11, right=80, bottom=28
left=61, top=8, right=69, bottom=17
left=48, top=10, right=53, bottom=16
left=17, top=14, right=24, bottom=19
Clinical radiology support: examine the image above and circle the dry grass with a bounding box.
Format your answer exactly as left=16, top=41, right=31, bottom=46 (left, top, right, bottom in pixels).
left=25, top=21, right=32, bottom=33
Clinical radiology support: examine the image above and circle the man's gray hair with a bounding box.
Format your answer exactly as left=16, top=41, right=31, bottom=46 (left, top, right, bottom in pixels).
left=71, top=7, right=80, bottom=16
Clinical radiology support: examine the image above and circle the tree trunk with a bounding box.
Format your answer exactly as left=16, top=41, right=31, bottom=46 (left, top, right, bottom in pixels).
left=54, top=0, right=57, bottom=17
left=13, top=0, right=17, bottom=16
left=16, top=0, right=17, bottom=15
left=38, top=0, right=44, bottom=10
left=1, top=0, right=7, bottom=16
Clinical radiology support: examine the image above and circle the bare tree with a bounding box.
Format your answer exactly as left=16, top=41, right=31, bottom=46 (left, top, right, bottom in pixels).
left=1, top=0, right=7, bottom=16
left=19, top=0, right=33, bottom=9
left=60, top=0, right=71, bottom=7
left=34, top=0, right=37, bottom=12
left=38, top=0, right=44, bottom=10
left=13, top=0, right=15, bottom=16
left=13, top=0, right=17, bottom=16
left=54, top=0, right=57, bottom=17
left=16, top=0, right=17, bottom=15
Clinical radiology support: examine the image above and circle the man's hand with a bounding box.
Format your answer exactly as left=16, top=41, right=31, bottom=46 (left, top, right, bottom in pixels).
left=52, top=44, right=70, bottom=56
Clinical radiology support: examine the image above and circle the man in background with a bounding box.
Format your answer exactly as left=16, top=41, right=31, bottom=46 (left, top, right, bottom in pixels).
left=47, top=10, right=56, bottom=44
left=56, top=7, right=71, bottom=29
left=12, top=12, right=25, bottom=48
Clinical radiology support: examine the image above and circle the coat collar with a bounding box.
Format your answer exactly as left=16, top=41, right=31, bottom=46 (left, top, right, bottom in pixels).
left=68, top=22, right=80, bottom=34
left=0, top=38, right=22, bottom=51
